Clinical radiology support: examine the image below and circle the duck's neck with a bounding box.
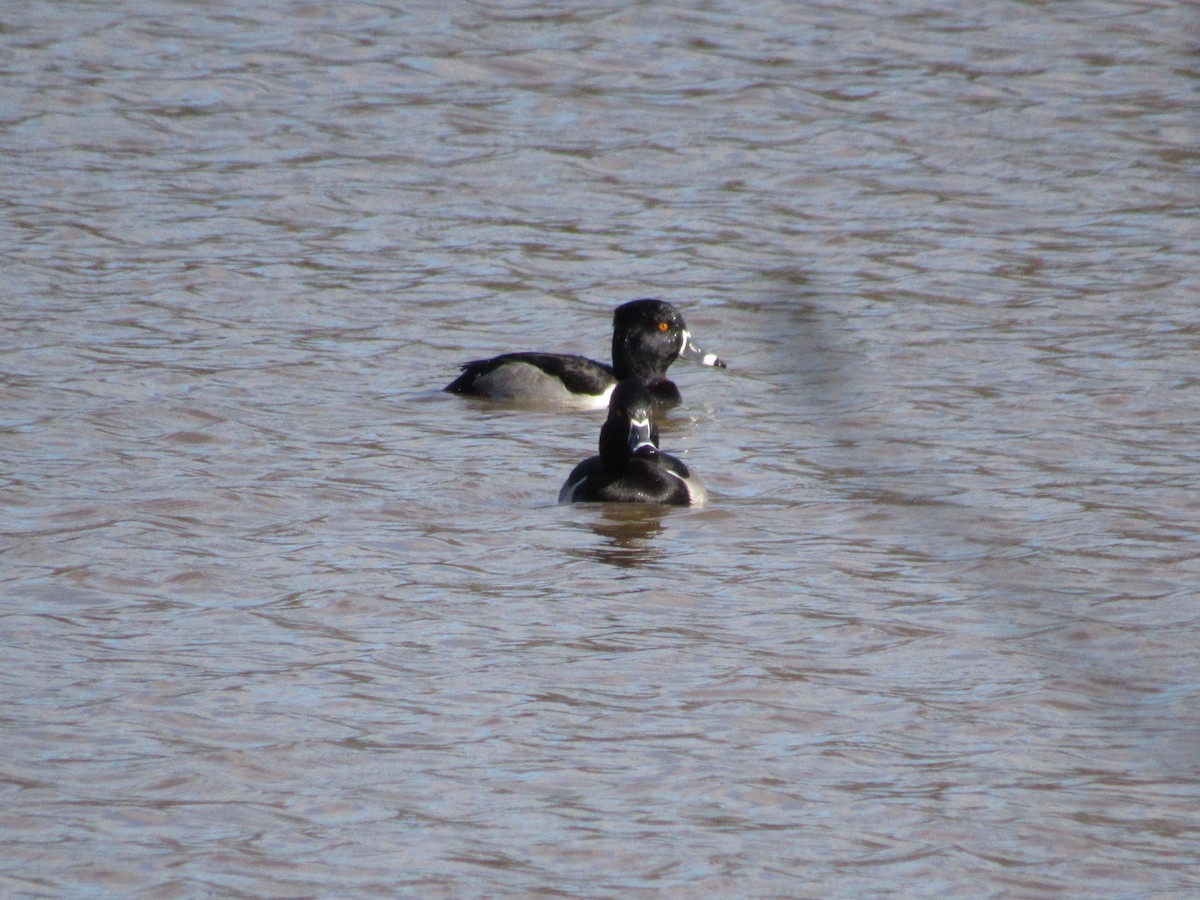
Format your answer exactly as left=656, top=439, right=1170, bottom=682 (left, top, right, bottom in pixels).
left=598, top=417, right=631, bottom=468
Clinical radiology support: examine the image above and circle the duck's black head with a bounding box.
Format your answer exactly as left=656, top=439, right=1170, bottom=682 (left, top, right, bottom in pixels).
left=611, top=299, right=726, bottom=381
left=598, top=379, right=663, bottom=467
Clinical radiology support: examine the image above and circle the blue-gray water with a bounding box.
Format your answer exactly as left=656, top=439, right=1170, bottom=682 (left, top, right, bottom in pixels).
left=4, top=1, right=1198, bottom=896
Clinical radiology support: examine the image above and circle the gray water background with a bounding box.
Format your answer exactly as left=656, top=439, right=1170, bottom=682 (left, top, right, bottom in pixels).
left=3, top=0, right=1199, bottom=896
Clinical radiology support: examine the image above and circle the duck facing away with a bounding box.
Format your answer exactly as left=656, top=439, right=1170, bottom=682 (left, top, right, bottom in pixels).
left=446, top=298, right=726, bottom=410
left=559, top=380, right=706, bottom=506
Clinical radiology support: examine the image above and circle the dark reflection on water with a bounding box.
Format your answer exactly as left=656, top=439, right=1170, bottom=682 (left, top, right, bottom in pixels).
left=568, top=505, right=670, bottom=569
left=4, top=0, right=1200, bottom=896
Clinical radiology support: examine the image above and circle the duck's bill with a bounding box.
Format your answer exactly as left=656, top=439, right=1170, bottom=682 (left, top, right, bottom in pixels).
left=679, top=330, right=727, bottom=369
left=627, top=416, right=658, bottom=454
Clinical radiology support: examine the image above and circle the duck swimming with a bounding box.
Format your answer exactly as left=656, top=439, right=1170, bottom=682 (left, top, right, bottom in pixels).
left=559, top=379, right=706, bottom=506
left=445, top=299, right=725, bottom=410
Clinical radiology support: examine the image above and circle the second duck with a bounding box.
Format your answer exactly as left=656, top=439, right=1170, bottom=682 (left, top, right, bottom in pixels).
left=446, top=298, right=726, bottom=411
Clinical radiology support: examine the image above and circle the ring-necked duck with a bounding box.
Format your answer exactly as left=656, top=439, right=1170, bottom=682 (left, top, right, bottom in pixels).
left=559, top=380, right=707, bottom=506
left=445, top=299, right=726, bottom=410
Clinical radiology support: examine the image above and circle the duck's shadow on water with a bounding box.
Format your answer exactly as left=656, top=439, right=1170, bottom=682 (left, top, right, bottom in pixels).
left=563, top=504, right=675, bottom=569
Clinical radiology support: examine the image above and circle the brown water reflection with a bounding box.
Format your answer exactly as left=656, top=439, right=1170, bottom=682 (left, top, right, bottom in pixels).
left=3, top=0, right=1199, bottom=897
left=567, top=505, right=673, bottom=569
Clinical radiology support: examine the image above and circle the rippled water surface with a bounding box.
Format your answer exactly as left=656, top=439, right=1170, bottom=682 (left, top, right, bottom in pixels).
left=4, top=0, right=1199, bottom=896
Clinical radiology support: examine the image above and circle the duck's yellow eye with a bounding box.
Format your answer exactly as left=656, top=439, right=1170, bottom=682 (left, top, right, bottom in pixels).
left=658, top=321, right=669, bottom=332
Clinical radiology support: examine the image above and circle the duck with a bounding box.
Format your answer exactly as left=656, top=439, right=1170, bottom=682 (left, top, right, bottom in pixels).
left=445, top=298, right=725, bottom=410
left=559, top=379, right=707, bottom=506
